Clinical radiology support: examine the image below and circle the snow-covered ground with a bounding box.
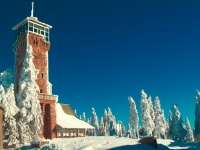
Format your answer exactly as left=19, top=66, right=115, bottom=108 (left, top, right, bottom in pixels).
left=19, top=136, right=200, bottom=150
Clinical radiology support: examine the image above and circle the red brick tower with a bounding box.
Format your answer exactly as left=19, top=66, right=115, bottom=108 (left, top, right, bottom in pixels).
left=12, top=2, right=58, bottom=139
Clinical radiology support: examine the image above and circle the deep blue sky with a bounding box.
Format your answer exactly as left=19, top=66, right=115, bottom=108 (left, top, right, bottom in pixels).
left=0, top=0, right=200, bottom=129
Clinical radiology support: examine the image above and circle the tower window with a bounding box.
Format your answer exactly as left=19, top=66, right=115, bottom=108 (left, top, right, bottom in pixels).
left=29, top=22, right=33, bottom=27
left=46, top=37, right=49, bottom=42
left=29, top=26, right=33, bottom=31
left=36, top=41, right=38, bottom=45
left=34, top=28, right=37, bottom=33
left=42, top=73, right=44, bottom=78
left=33, top=40, right=35, bottom=44
left=40, top=89, right=42, bottom=93
left=41, top=31, right=44, bottom=35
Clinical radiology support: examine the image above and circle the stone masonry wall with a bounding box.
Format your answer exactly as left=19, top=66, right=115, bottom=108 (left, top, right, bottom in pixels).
left=28, top=32, right=50, bottom=94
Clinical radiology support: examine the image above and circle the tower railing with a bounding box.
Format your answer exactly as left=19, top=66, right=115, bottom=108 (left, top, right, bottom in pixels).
left=38, top=94, right=58, bottom=101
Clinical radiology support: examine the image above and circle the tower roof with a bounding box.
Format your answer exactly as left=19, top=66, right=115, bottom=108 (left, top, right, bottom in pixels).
left=12, top=2, right=52, bottom=30
left=12, top=17, right=52, bottom=30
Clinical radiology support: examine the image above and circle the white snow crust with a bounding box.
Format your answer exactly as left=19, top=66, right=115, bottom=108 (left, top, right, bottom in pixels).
left=24, top=136, right=199, bottom=150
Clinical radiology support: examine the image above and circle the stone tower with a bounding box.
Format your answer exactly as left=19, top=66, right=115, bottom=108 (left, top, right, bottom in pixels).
left=12, top=2, right=58, bottom=139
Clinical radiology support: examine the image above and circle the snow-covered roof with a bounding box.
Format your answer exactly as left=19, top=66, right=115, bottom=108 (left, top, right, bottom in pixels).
left=56, top=103, right=94, bottom=129
left=60, top=103, right=75, bottom=116
left=12, top=17, right=52, bottom=30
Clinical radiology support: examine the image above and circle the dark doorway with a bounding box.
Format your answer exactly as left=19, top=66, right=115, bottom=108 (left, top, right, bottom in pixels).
left=44, top=104, right=51, bottom=139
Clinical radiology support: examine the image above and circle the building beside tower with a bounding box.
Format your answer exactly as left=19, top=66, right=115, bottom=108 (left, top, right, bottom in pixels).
left=12, top=2, right=57, bottom=139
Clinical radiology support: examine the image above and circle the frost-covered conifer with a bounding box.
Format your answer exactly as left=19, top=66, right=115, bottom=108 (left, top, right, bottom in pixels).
left=168, top=110, right=173, bottom=139
left=0, top=85, right=5, bottom=104
left=168, top=104, right=186, bottom=141
left=110, top=116, right=117, bottom=136
left=154, top=96, right=167, bottom=138
left=128, top=96, right=139, bottom=138
left=107, top=107, right=114, bottom=124
left=1, top=84, right=19, bottom=145
left=103, top=109, right=109, bottom=136
left=87, top=118, right=90, bottom=124
left=99, top=117, right=105, bottom=136
left=185, top=117, right=194, bottom=141
left=107, top=107, right=117, bottom=136
left=138, top=126, right=146, bottom=137
left=0, top=69, right=14, bottom=91
left=148, top=96, right=155, bottom=124
left=194, top=90, right=200, bottom=140
left=103, top=109, right=108, bottom=125
left=119, top=121, right=126, bottom=137
left=140, top=90, right=154, bottom=136
left=165, top=120, right=169, bottom=138
left=81, top=112, right=86, bottom=122
left=16, top=45, right=43, bottom=143
left=74, top=109, right=78, bottom=118
left=90, top=107, right=99, bottom=136
left=126, top=123, right=133, bottom=138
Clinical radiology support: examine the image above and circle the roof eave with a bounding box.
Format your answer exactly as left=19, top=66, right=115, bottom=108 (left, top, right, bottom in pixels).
left=12, top=17, right=52, bottom=30
left=12, top=17, right=29, bottom=30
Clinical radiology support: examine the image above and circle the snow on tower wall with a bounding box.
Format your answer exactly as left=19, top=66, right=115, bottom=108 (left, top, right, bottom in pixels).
left=14, top=32, right=51, bottom=96
left=13, top=30, right=57, bottom=139
left=29, top=32, right=50, bottom=94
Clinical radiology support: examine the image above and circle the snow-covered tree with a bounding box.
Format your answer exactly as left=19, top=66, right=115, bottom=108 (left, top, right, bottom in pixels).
left=103, top=109, right=108, bottom=124
left=99, top=117, right=105, bottom=136
left=165, top=120, right=169, bottom=139
left=0, top=68, right=14, bottom=91
left=90, top=107, right=99, bottom=136
left=194, top=90, right=200, bottom=140
left=74, top=109, right=78, bottom=118
left=16, top=45, right=43, bottom=143
left=168, top=110, right=173, bottom=138
left=1, top=84, right=19, bottom=145
left=87, top=118, right=90, bottom=124
left=168, top=104, right=186, bottom=141
left=126, top=123, right=133, bottom=138
left=138, top=126, right=146, bottom=137
left=119, top=121, right=126, bottom=137
left=185, top=117, right=194, bottom=141
left=148, top=96, right=155, bottom=124
left=128, top=96, right=139, bottom=138
left=103, top=109, right=109, bottom=136
left=81, top=112, right=86, bottom=122
left=154, top=96, right=167, bottom=138
left=0, top=85, right=5, bottom=104
left=107, top=107, right=117, bottom=135
left=107, top=107, right=114, bottom=124
left=140, top=89, right=155, bottom=136
left=110, top=116, right=117, bottom=136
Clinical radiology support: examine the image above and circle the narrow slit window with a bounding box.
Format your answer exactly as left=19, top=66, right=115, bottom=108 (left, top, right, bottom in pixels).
left=42, top=73, right=44, bottom=78
left=40, top=89, right=42, bottom=93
